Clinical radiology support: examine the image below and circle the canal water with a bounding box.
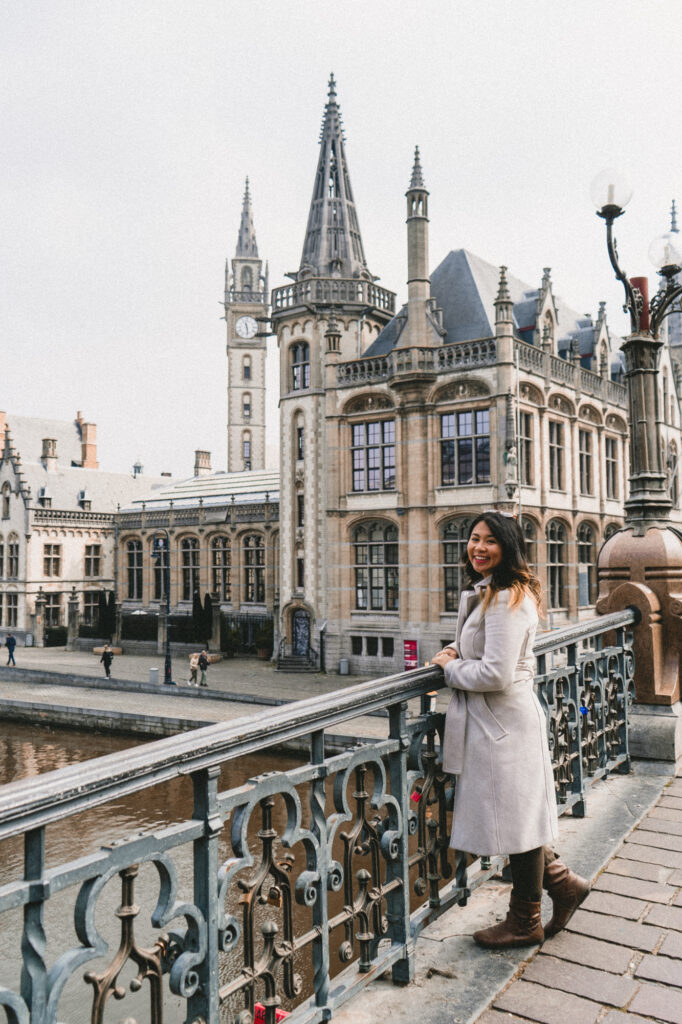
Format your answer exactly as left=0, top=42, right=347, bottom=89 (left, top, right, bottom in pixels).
left=0, top=722, right=314, bottom=1023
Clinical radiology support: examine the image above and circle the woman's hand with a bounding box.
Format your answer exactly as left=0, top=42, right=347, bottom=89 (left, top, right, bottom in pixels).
left=431, top=647, right=458, bottom=669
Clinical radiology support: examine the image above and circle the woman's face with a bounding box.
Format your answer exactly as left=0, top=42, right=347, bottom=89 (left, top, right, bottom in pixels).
left=467, top=519, right=503, bottom=575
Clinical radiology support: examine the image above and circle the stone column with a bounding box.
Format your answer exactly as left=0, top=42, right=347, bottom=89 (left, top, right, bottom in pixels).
left=211, top=599, right=222, bottom=651
left=157, top=609, right=167, bottom=657
left=66, top=587, right=80, bottom=651
left=114, top=601, right=123, bottom=646
left=33, top=589, right=46, bottom=648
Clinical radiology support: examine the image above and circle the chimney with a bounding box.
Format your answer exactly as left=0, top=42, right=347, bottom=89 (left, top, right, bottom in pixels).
left=75, top=412, right=98, bottom=469
left=194, top=450, right=212, bottom=477
left=42, top=438, right=58, bottom=471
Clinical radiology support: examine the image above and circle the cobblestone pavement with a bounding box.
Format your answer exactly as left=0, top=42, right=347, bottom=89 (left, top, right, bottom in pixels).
left=478, top=773, right=682, bottom=1024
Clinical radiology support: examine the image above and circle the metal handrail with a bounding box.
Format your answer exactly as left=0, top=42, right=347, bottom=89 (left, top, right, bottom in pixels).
left=0, top=609, right=637, bottom=841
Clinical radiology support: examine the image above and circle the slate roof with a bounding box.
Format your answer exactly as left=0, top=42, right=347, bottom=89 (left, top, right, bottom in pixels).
left=121, top=469, right=280, bottom=513
left=2, top=414, right=166, bottom=513
left=365, top=248, right=619, bottom=363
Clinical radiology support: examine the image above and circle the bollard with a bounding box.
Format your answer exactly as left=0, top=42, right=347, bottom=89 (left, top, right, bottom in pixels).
left=149, top=667, right=159, bottom=685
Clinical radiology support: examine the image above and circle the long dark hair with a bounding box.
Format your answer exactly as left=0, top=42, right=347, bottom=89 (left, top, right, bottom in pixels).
left=464, top=512, right=542, bottom=610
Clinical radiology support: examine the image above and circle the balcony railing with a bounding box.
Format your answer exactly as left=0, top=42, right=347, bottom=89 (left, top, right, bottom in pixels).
left=516, top=340, right=627, bottom=405
left=0, top=609, right=635, bottom=1024
left=272, top=278, right=396, bottom=314
left=336, top=339, right=498, bottom=387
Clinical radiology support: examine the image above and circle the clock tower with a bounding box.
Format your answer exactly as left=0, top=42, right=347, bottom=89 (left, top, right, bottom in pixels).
left=224, top=178, right=269, bottom=472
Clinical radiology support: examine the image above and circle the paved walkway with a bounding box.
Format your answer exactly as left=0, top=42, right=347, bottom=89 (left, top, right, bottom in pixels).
left=333, top=766, right=682, bottom=1024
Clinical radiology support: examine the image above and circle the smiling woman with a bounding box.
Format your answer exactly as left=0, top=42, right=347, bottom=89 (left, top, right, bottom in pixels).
left=431, top=510, right=590, bottom=950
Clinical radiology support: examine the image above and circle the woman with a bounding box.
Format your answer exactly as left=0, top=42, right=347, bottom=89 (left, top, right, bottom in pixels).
left=431, top=511, right=589, bottom=948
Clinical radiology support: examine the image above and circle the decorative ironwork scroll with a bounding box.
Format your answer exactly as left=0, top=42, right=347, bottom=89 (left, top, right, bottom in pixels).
left=0, top=610, right=636, bottom=1024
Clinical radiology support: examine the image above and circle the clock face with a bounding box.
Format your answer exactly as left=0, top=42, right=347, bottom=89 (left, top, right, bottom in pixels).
left=235, top=315, right=258, bottom=339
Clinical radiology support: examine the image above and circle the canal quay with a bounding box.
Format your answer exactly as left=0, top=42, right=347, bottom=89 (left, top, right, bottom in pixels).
left=0, top=648, right=383, bottom=748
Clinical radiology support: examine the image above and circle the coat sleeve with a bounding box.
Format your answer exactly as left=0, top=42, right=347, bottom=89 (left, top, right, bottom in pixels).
left=444, top=591, right=532, bottom=693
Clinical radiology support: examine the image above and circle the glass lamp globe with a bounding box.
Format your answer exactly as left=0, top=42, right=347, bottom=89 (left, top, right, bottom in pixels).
left=649, top=232, right=682, bottom=273
left=589, top=169, right=633, bottom=214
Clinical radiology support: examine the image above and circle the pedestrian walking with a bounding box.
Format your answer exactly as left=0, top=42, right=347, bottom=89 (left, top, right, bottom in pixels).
left=5, top=633, right=16, bottom=666
left=100, top=643, right=114, bottom=679
left=198, top=650, right=209, bottom=687
left=431, top=510, right=589, bottom=948
left=188, top=653, right=199, bottom=686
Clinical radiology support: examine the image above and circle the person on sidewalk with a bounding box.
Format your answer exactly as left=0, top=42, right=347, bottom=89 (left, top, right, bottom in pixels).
left=431, top=511, right=590, bottom=949
left=100, top=643, right=114, bottom=679
left=5, top=633, right=16, bottom=666
left=188, top=653, right=199, bottom=686
left=198, top=650, right=209, bottom=687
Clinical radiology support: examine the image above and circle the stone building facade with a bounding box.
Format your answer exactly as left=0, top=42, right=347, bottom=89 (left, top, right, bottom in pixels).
left=270, top=79, right=682, bottom=674
left=0, top=411, right=161, bottom=644
left=116, top=465, right=279, bottom=633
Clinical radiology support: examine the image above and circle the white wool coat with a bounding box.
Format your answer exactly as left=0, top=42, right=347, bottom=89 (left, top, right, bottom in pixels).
left=442, top=578, right=558, bottom=856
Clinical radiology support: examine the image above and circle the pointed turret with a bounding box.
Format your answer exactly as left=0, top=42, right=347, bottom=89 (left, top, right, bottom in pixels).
left=236, top=177, right=258, bottom=257
left=494, top=266, right=513, bottom=333
left=672, top=200, right=679, bottom=234
left=299, top=75, right=371, bottom=279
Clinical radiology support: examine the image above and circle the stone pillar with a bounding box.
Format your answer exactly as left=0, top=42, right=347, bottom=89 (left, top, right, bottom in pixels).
left=157, top=609, right=168, bottom=657
left=33, top=589, right=46, bottom=648
left=66, top=587, right=80, bottom=651
left=211, top=600, right=222, bottom=651
left=114, top=602, right=123, bottom=646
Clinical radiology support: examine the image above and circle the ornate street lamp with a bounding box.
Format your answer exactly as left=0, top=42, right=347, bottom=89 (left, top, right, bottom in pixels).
left=591, top=170, right=682, bottom=525
left=593, top=172, right=682, bottom=721
left=153, top=531, right=175, bottom=685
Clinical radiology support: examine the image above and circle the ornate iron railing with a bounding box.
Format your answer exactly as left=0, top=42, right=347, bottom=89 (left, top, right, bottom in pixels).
left=0, top=609, right=635, bottom=1024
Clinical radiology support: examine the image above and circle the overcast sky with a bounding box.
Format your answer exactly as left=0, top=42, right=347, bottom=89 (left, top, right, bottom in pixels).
left=2, top=1, right=681, bottom=478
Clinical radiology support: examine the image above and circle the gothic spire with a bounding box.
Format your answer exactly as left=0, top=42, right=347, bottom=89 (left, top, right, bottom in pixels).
left=299, top=75, right=371, bottom=279
left=409, top=146, right=425, bottom=190
left=236, top=177, right=258, bottom=258
left=672, top=199, right=679, bottom=234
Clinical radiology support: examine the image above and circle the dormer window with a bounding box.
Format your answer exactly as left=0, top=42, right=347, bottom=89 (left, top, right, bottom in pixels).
left=79, top=489, right=91, bottom=511
left=2, top=482, right=10, bottom=518
left=38, top=488, right=52, bottom=509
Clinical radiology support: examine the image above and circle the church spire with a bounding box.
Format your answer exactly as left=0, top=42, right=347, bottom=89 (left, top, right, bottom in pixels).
left=236, top=177, right=258, bottom=258
left=672, top=199, right=679, bottom=234
left=299, top=75, right=372, bottom=279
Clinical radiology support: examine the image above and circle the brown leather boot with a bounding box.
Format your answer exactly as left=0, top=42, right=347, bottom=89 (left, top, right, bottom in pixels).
left=473, top=893, right=544, bottom=948
left=543, top=859, right=590, bottom=938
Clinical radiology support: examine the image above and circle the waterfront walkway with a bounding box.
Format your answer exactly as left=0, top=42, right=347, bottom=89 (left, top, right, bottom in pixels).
left=1, top=649, right=681, bottom=1022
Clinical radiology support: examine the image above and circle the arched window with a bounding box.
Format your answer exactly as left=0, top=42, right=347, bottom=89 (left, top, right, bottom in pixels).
left=522, top=517, right=538, bottom=570
left=126, top=539, right=143, bottom=600
left=181, top=537, right=200, bottom=601
left=0, top=534, right=4, bottom=578
left=442, top=519, right=472, bottom=612
left=211, top=536, right=231, bottom=601
left=242, top=355, right=251, bottom=381
left=577, top=522, right=597, bottom=606
left=7, top=533, right=19, bottom=579
left=2, top=483, right=10, bottom=519
left=243, top=393, right=251, bottom=421
left=353, top=522, right=399, bottom=611
left=546, top=520, right=567, bottom=610
left=242, top=431, right=252, bottom=471
left=291, top=343, right=310, bottom=391
left=242, top=266, right=253, bottom=293
left=604, top=523, right=620, bottom=540
left=243, top=534, right=265, bottom=603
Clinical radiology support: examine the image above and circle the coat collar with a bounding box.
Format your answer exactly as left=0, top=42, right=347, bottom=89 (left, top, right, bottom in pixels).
left=473, top=575, right=492, bottom=591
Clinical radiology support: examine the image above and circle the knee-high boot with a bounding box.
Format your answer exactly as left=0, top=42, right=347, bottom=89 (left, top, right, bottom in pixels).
left=542, top=852, right=590, bottom=938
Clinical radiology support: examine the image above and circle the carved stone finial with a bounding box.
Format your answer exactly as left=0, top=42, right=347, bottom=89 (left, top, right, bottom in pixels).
left=672, top=199, right=679, bottom=234
left=495, top=266, right=511, bottom=305
left=409, top=146, right=425, bottom=190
